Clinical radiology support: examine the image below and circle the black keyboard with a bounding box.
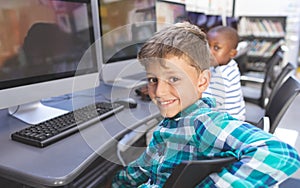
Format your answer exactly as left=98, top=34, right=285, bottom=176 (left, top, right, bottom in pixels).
left=11, top=102, right=124, bottom=148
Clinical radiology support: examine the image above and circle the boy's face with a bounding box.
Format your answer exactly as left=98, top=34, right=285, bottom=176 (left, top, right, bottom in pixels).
left=145, top=55, right=209, bottom=118
left=207, top=32, right=237, bottom=66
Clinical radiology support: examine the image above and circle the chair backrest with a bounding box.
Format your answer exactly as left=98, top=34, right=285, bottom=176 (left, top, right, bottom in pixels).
left=265, top=76, right=300, bottom=133
left=258, top=47, right=284, bottom=107
left=265, top=62, right=296, bottom=108
left=163, top=157, right=237, bottom=188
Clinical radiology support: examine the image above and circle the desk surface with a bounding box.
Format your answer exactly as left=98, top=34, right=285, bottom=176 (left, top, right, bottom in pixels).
left=0, top=84, right=160, bottom=187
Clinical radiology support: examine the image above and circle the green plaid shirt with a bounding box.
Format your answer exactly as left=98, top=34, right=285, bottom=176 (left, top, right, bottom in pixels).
left=112, top=98, right=300, bottom=187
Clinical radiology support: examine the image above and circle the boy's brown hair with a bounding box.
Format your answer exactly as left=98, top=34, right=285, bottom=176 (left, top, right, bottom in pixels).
left=138, top=22, right=211, bottom=72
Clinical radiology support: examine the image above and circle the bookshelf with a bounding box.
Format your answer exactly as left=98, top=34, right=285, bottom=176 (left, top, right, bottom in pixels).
left=237, top=16, right=286, bottom=72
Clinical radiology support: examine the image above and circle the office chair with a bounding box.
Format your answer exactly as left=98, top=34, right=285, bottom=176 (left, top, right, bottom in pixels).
left=241, top=47, right=284, bottom=108
left=244, top=62, right=295, bottom=126
left=265, top=62, right=296, bottom=108
left=240, top=45, right=284, bottom=85
left=279, top=178, right=300, bottom=188
left=163, top=157, right=237, bottom=188
left=265, top=75, right=300, bottom=133
left=246, top=75, right=300, bottom=134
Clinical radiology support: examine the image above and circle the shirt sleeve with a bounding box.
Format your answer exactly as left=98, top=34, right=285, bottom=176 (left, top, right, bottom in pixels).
left=194, top=116, right=300, bottom=187
left=112, top=136, right=161, bottom=187
left=112, top=149, right=152, bottom=188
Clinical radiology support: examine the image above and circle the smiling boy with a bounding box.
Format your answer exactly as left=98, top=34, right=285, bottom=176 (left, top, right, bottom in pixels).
left=112, top=22, right=300, bottom=187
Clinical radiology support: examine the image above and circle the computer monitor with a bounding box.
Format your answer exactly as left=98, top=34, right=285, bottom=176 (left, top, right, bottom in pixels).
left=97, top=0, right=156, bottom=88
left=0, top=0, right=101, bottom=124
left=156, top=0, right=188, bottom=31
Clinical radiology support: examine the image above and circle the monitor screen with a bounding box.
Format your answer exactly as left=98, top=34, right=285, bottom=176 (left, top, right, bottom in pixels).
left=98, top=0, right=156, bottom=88
left=0, top=0, right=100, bottom=124
left=156, top=0, right=187, bottom=31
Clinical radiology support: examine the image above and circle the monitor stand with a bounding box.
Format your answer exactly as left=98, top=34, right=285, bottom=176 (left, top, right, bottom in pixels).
left=106, top=78, right=147, bottom=89
left=104, top=71, right=148, bottom=89
left=8, top=101, right=68, bottom=125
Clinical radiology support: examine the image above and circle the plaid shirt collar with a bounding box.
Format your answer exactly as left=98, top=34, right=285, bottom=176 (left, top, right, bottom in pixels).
left=160, top=97, right=216, bottom=128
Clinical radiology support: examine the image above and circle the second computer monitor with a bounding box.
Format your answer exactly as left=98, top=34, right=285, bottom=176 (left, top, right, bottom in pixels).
left=98, top=0, right=156, bottom=88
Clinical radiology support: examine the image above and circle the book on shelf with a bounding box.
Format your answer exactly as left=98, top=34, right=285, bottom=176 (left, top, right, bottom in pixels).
left=261, top=19, right=276, bottom=37
left=238, top=17, right=251, bottom=36
left=257, top=41, right=272, bottom=56
left=274, top=21, right=285, bottom=36
left=238, top=17, right=285, bottom=37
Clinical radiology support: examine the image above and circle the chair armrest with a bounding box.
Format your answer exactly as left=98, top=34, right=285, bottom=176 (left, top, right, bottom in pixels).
left=241, top=75, right=264, bottom=84
left=256, top=116, right=270, bottom=132
left=163, top=157, right=237, bottom=188
left=262, top=116, right=270, bottom=132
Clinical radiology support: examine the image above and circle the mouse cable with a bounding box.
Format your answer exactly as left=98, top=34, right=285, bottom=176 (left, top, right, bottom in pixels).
left=117, top=147, right=127, bottom=167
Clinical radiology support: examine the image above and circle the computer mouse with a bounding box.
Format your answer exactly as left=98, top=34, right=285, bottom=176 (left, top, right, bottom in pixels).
left=114, top=98, right=137, bottom=108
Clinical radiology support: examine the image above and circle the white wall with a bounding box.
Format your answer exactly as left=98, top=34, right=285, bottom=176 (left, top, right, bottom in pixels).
left=235, top=0, right=289, bottom=17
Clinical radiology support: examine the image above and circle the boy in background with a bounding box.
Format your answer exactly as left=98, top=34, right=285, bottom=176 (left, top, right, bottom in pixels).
left=112, top=22, right=300, bottom=187
left=203, top=26, right=246, bottom=121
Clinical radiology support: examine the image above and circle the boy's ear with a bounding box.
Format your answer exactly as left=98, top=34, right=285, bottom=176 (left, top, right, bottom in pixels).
left=230, top=49, right=238, bottom=58
left=197, top=69, right=210, bottom=93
